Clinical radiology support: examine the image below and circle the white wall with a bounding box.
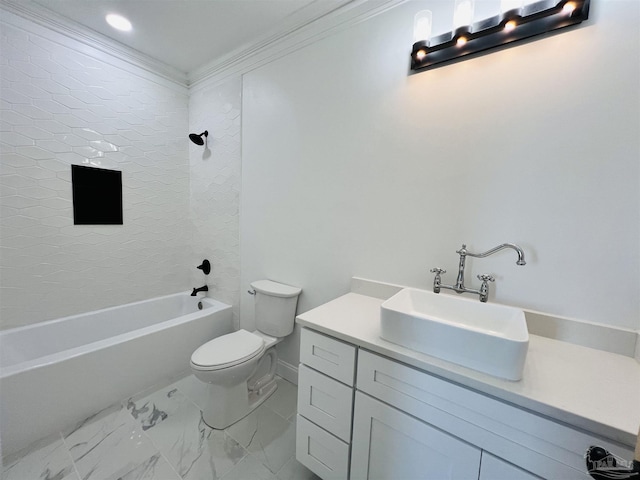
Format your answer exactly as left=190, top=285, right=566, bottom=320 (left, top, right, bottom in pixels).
left=241, top=0, right=640, bottom=366
left=0, top=12, right=190, bottom=329
left=189, top=78, right=242, bottom=327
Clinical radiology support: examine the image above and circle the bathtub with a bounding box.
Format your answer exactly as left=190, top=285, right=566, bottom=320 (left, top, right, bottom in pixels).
left=0, top=292, right=233, bottom=457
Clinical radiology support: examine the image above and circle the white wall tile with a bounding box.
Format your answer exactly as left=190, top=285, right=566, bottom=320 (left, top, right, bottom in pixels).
left=188, top=78, right=241, bottom=328
left=0, top=19, right=191, bottom=329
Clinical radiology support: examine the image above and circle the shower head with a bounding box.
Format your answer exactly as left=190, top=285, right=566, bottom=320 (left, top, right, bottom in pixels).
left=189, top=130, right=208, bottom=146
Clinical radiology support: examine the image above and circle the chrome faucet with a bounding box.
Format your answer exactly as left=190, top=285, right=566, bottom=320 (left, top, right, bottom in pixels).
left=431, top=243, right=526, bottom=302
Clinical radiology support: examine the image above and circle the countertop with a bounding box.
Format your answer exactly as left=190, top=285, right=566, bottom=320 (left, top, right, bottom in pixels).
left=296, top=292, right=640, bottom=447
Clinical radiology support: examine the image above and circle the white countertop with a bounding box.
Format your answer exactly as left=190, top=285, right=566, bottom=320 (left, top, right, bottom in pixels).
left=296, top=292, right=640, bottom=447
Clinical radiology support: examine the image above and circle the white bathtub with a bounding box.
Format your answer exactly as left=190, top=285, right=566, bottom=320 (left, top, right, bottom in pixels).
left=0, top=292, right=233, bottom=457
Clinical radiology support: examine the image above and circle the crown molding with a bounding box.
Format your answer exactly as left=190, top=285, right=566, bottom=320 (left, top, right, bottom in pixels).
left=188, top=0, right=408, bottom=90
left=0, top=0, right=188, bottom=89
left=0, top=0, right=408, bottom=92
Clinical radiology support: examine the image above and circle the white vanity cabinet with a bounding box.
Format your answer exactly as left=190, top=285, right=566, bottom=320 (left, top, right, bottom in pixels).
left=479, top=453, right=541, bottom=480
left=296, top=328, right=356, bottom=479
left=350, top=391, right=482, bottom=479
left=297, top=327, right=632, bottom=480
left=354, top=349, right=595, bottom=479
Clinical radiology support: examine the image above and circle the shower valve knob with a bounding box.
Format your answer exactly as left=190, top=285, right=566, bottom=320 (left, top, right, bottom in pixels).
left=197, top=259, right=211, bottom=275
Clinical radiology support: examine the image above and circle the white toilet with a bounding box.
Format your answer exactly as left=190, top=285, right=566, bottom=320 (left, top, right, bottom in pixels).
left=190, top=280, right=302, bottom=429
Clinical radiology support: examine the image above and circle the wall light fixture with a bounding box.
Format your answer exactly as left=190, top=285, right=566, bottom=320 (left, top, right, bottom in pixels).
left=411, top=0, right=590, bottom=72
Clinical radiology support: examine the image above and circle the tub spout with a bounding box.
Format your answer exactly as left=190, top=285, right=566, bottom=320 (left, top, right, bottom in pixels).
left=191, top=285, right=208, bottom=296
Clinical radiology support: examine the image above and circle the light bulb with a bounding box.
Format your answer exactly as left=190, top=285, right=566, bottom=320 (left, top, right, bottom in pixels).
left=416, top=49, right=427, bottom=61
left=106, top=14, right=132, bottom=32
left=453, top=0, right=475, bottom=29
left=413, top=10, right=433, bottom=44
left=456, top=36, right=468, bottom=47
left=563, top=2, right=577, bottom=14
left=504, top=20, right=517, bottom=31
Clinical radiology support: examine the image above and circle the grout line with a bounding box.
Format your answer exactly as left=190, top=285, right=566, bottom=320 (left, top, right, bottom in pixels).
left=59, top=430, right=83, bottom=480
left=157, top=449, right=184, bottom=480
left=127, top=402, right=185, bottom=480
left=121, top=392, right=185, bottom=479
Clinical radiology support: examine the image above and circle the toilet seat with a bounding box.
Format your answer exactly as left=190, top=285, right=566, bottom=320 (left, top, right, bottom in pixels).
left=191, top=329, right=265, bottom=371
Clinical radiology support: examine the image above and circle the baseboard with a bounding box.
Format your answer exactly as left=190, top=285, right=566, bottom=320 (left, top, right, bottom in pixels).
left=276, top=359, right=298, bottom=385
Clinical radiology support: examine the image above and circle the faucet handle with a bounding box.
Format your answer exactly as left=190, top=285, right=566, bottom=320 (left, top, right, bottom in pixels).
left=477, top=274, right=495, bottom=282
left=197, top=259, right=211, bottom=275
left=430, top=268, right=446, bottom=294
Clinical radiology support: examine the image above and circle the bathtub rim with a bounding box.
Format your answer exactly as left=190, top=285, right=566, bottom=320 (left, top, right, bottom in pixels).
left=0, top=292, right=230, bottom=379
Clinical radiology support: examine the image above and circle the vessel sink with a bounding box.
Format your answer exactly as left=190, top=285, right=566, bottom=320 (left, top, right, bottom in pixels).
left=380, top=288, right=529, bottom=381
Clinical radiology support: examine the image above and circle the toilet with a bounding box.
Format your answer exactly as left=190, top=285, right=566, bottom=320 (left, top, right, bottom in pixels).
left=190, top=280, right=302, bottom=429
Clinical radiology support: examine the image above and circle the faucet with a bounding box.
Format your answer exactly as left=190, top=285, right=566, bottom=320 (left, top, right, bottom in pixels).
left=191, top=285, right=208, bottom=296
left=431, top=243, right=526, bottom=302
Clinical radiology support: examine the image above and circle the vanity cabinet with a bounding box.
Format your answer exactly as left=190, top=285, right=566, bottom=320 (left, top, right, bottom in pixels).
left=296, top=329, right=356, bottom=479
left=479, top=453, right=541, bottom=480
left=297, top=327, right=631, bottom=480
left=350, top=391, right=482, bottom=479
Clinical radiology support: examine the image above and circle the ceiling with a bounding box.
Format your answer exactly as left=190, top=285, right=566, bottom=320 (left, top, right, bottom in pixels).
left=26, top=0, right=352, bottom=74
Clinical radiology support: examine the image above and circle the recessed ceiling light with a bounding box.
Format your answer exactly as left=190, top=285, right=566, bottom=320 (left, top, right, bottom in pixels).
left=105, top=13, right=132, bottom=32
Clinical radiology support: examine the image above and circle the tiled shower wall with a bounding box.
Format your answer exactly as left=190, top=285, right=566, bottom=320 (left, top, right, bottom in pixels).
left=188, top=79, right=241, bottom=327
left=0, top=14, right=191, bottom=329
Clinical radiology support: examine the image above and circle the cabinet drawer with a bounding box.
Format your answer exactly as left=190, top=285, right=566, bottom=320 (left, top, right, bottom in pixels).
left=298, top=364, right=353, bottom=442
left=296, top=414, right=350, bottom=480
left=300, top=328, right=356, bottom=386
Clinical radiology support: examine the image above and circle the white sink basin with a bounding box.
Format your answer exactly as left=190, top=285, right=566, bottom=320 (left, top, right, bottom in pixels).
left=380, top=288, right=529, bottom=381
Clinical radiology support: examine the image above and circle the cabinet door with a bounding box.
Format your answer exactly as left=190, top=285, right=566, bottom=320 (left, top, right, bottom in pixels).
left=350, top=392, right=481, bottom=480
left=479, top=452, right=540, bottom=480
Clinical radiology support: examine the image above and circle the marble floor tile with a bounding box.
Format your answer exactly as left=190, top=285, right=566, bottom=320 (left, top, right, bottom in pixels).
left=64, top=404, right=158, bottom=480
left=181, top=428, right=249, bottom=480
left=126, top=385, right=188, bottom=431
left=172, top=374, right=210, bottom=411
left=1, top=433, right=79, bottom=480
left=226, top=405, right=296, bottom=474
left=136, top=389, right=246, bottom=479
left=275, top=457, right=322, bottom=480
left=104, top=453, right=181, bottom=480
left=3, top=374, right=300, bottom=480
left=219, top=455, right=277, bottom=480
left=264, top=377, right=298, bottom=420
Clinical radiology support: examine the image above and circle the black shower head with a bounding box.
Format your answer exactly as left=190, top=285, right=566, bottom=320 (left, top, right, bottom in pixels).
left=189, top=130, right=208, bottom=145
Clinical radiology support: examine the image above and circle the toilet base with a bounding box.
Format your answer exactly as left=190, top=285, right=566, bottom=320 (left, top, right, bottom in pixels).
left=201, top=349, right=279, bottom=430
left=248, top=378, right=278, bottom=414
left=202, top=379, right=278, bottom=430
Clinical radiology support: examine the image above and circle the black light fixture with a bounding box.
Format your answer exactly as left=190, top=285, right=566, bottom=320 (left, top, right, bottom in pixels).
left=189, top=130, right=208, bottom=146
left=411, top=0, right=590, bottom=72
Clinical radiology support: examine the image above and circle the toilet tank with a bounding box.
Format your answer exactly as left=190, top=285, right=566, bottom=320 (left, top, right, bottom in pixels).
left=251, top=280, right=302, bottom=338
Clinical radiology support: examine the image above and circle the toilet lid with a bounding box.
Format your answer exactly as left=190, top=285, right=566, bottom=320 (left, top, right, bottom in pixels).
left=191, top=329, right=265, bottom=370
